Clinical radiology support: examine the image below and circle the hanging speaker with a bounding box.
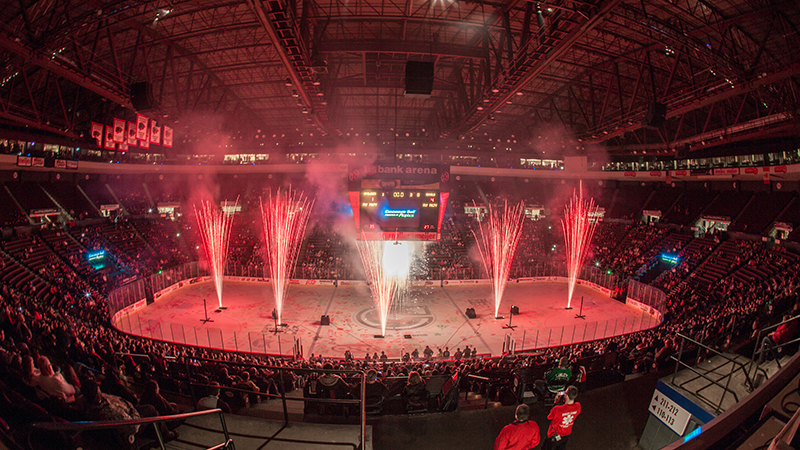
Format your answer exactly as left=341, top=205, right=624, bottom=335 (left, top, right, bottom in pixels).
left=465, top=308, right=476, bottom=319
left=130, top=82, right=156, bottom=111
left=404, top=61, right=434, bottom=98
left=644, top=102, right=667, bottom=129
left=320, top=315, right=330, bottom=326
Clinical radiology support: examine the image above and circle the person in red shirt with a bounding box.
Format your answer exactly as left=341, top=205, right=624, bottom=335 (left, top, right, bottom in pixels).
left=543, top=386, right=581, bottom=450
left=758, top=314, right=798, bottom=364
left=494, top=404, right=540, bottom=450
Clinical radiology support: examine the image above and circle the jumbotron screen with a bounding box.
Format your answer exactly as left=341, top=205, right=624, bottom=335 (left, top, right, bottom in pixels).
left=360, top=189, right=440, bottom=232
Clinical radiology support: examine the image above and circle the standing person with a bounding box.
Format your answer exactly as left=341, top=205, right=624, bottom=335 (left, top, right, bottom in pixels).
left=543, top=386, right=581, bottom=450
left=494, top=404, right=540, bottom=450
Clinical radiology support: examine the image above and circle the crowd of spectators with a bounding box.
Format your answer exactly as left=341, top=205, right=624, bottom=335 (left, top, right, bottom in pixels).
left=0, top=199, right=797, bottom=449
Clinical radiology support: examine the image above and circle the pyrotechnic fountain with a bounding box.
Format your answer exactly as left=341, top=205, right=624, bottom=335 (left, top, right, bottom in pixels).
left=356, top=236, right=413, bottom=337
left=471, top=200, right=526, bottom=318
left=562, top=181, right=599, bottom=309
left=260, top=189, right=314, bottom=325
left=194, top=199, right=238, bottom=309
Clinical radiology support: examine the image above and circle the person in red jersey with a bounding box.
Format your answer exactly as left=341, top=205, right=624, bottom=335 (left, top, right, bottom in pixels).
left=543, top=385, right=581, bottom=450
left=494, top=403, right=540, bottom=450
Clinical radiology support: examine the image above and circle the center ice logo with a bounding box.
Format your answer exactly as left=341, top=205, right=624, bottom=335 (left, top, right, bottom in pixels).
left=354, top=305, right=435, bottom=331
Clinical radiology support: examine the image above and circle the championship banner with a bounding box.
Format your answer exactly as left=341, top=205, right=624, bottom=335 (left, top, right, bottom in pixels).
left=113, top=118, right=126, bottom=143
left=139, top=125, right=150, bottom=149
left=104, top=125, right=116, bottom=150
left=91, top=122, right=104, bottom=147
left=150, top=121, right=161, bottom=145
left=135, top=114, right=148, bottom=140
left=163, top=126, right=173, bottom=148
left=127, top=122, right=138, bottom=147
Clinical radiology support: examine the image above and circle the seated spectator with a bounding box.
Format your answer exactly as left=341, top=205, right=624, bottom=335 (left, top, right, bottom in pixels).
left=138, top=379, right=178, bottom=416
left=82, top=379, right=141, bottom=446
left=235, top=371, right=261, bottom=405
left=535, top=357, right=572, bottom=401
left=361, top=369, right=388, bottom=413
left=402, top=371, right=427, bottom=412
left=197, top=382, right=232, bottom=413
left=317, top=363, right=350, bottom=415
left=32, top=356, right=77, bottom=403
left=99, top=364, right=138, bottom=406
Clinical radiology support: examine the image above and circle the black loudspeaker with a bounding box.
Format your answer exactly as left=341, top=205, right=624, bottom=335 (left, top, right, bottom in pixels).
left=644, top=102, right=667, bottom=129
left=404, top=61, right=434, bottom=97
left=510, top=306, right=520, bottom=315
left=465, top=308, right=476, bottom=319
left=320, top=315, right=330, bottom=325
left=130, top=81, right=156, bottom=111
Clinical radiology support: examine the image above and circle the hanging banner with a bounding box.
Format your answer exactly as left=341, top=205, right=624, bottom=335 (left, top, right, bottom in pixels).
left=112, top=118, right=126, bottom=143
left=150, top=121, right=161, bottom=145
left=139, top=125, right=150, bottom=149
left=127, top=122, right=138, bottom=147
left=136, top=114, right=148, bottom=140
left=104, top=125, right=116, bottom=150
left=91, top=122, right=104, bottom=147
left=118, top=141, right=129, bottom=152
left=163, top=126, right=173, bottom=148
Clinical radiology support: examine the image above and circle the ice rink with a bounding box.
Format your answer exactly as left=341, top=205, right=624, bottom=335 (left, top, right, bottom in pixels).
left=115, top=280, right=660, bottom=358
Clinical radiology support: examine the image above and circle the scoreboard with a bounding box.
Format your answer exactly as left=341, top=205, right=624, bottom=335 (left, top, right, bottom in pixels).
left=348, top=163, right=450, bottom=241
left=360, top=189, right=440, bottom=232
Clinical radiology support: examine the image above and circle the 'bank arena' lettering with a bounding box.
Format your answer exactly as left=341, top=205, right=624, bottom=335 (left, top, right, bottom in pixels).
left=375, top=165, right=438, bottom=175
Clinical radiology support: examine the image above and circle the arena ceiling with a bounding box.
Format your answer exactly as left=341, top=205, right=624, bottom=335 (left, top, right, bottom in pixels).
left=0, top=0, right=799, bottom=156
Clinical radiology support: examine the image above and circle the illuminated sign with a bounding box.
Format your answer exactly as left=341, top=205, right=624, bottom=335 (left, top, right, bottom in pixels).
left=383, top=209, right=417, bottom=219
left=683, top=426, right=701, bottom=443
left=660, top=254, right=679, bottom=264
left=87, top=250, right=106, bottom=262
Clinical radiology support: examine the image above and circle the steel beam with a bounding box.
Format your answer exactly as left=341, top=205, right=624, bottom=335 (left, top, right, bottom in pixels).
left=587, top=63, right=800, bottom=142
left=452, top=0, right=624, bottom=135
left=245, top=0, right=337, bottom=135
left=0, top=32, right=132, bottom=108
left=316, top=40, right=485, bottom=59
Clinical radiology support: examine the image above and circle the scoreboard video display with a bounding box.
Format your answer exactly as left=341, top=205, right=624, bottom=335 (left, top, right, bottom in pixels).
left=348, top=163, right=450, bottom=241
left=360, top=189, right=440, bottom=232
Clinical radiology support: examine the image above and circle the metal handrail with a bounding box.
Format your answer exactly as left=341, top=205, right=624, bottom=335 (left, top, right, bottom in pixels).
left=32, top=409, right=233, bottom=450
left=181, top=357, right=367, bottom=450
left=749, top=314, right=800, bottom=374
left=193, top=382, right=361, bottom=404
left=671, top=333, right=755, bottom=414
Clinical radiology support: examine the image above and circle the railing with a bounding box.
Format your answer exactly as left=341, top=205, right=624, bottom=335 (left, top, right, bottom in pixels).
left=670, top=333, right=756, bottom=415
left=31, top=409, right=233, bottom=450
left=183, top=357, right=367, bottom=450
left=749, top=314, right=800, bottom=378
left=626, top=279, right=668, bottom=314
